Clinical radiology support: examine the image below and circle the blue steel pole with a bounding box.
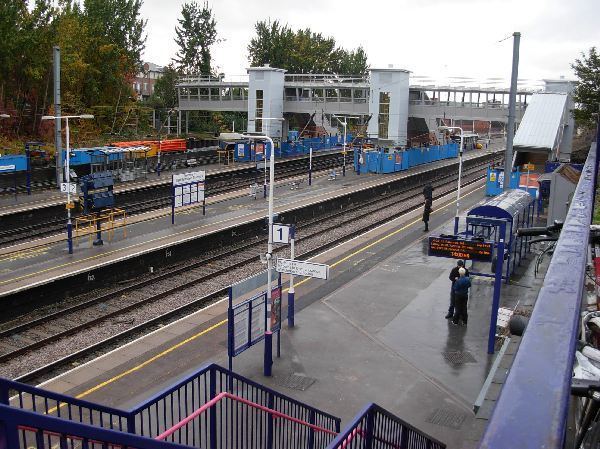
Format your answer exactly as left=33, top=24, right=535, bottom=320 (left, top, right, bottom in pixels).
left=593, top=118, right=600, bottom=220
left=488, top=238, right=505, bottom=354
left=287, top=225, right=295, bottom=328
left=25, top=145, right=31, bottom=195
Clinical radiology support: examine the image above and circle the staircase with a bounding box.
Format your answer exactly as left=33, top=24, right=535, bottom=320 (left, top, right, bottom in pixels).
left=0, top=363, right=445, bottom=448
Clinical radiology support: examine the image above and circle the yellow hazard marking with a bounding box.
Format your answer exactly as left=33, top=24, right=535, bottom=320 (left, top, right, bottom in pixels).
left=56, top=184, right=483, bottom=403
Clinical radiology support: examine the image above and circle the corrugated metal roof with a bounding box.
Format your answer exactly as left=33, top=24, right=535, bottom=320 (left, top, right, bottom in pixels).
left=513, top=93, right=567, bottom=152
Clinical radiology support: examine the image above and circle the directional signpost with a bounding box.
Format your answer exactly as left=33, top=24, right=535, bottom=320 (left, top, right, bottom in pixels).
left=171, top=170, right=206, bottom=224
left=276, top=258, right=330, bottom=280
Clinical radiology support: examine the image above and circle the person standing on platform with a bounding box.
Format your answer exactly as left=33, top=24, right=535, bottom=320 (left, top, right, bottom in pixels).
left=452, top=267, right=471, bottom=326
left=423, top=197, right=432, bottom=231
left=446, top=260, right=469, bottom=319
left=423, top=183, right=433, bottom=201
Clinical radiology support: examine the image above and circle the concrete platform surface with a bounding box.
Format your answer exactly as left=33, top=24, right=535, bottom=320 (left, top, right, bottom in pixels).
left=0, top=148, right=500, bottom=298
left=31, top=175, right=546, bottom=449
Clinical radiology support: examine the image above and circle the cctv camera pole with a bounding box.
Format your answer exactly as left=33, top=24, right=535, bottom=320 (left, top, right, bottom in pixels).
left=504, top=32, right=520, bottom=191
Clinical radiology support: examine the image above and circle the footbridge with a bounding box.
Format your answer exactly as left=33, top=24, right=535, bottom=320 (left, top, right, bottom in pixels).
left=176, top=67, right=545, bottom=145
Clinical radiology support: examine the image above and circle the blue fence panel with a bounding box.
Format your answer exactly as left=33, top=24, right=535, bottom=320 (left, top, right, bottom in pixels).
left=326, top=403, right=445, bottom=449
left=0, top=378, right=131, bottom=431
left=478, top=141, right=597, bottom=448
left=128, top=363, right=341, bottom=448
left=0, top=155, right=27, bottom=172
left=0, top=404, right=188, bottom=449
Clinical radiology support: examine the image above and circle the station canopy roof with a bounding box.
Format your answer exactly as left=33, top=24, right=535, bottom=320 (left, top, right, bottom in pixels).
left=513, top=93, right=567, bottom=153
left=468, top=189, right=532, bottom=221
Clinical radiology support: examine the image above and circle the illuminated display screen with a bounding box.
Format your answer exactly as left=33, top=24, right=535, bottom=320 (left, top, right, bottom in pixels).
left=428, top=237, right=493, bottom=262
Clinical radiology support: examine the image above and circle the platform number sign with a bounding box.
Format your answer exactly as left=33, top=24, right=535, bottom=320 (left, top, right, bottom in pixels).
left=272, top=224, right=290, bottom=244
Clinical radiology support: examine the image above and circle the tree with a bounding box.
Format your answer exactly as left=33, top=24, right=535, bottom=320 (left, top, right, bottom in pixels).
left=247, top=20, right=368, bottom=75
left=572, top=47, right=600, bottom=126
left=149, top=64, right=179, bottom=109
left=173, top=1, right=219, bottom=75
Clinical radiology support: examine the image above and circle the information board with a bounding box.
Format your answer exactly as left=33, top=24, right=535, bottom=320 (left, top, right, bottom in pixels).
left=276, top=258, right=329, bottom=280
left=174, top=182, right=205, bottom=208
left=173, top=170, right=205, bottom=186
left=270, top=285, right=282, bottom=332
left=428, top=236, right=493, bottom=262
left=231, top=292, right=266, bottom=356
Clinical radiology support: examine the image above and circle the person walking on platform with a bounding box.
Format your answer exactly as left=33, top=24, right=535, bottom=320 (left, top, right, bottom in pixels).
left=452, top=268, right=471, bottom=326
left=446, top=260, right=469, bottom=319
left=423, top=198, right=432, bottom=231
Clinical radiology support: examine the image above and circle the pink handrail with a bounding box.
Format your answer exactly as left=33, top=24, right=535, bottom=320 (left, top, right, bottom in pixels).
left=155, top=391, right=337, bottom=442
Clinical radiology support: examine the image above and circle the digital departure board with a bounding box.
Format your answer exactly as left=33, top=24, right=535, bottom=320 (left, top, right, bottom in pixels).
left=428, top=236, right=493, bottom=262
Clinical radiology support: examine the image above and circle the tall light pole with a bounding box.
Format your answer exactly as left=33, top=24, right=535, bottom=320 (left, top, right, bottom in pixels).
left=504, top=32, right=520, bottom=192
left=42, top=114, right=94, bottom=254
left=242, top=122, right=281, bottom=377
left=439, top=125, right=464, bottom=234
left=332, top=115, right=359, bottom=177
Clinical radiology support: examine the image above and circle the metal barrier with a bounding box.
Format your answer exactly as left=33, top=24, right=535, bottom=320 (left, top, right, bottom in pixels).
left=155, top=391, right=337, bottom=449
left=0, top=377, right=131, bottom=431
left=478, top=139, right=598, bottom=448
left=327, top=403, right=446, bottom=449
left=129, top=363, right=341, bottom=447
left=0, top=404, right=187, bottom=449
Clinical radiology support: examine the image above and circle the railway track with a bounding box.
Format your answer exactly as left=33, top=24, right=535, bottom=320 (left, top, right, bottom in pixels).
left=0, top=154, right=498, bottom=384
left=0, top=152, right=349, bottom=247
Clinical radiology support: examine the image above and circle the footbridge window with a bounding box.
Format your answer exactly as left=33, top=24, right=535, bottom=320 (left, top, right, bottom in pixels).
left=378, top=91, right=390, bottom=139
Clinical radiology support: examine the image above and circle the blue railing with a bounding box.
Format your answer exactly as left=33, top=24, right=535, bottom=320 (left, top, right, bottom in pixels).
left=0, top=404, right=187, bottom=449
left=327, top=403, right=446, bottom=449
left=129, top=363, right=341, bottom=448
left=0, top=363, right=340, bottom=449
left=478, top=138, right=599, bottom=448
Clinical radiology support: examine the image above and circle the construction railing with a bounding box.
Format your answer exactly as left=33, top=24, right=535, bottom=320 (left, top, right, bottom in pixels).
left=478, top=135, right=599, bottom=448
left=327, top=403, right=446, bottom=449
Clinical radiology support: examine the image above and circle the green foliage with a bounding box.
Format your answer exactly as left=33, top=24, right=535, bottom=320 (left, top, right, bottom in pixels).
left=247, top=20, right=368, bottom=75
left=572, top=47, right=600, bottom=126
left=148, top=64, right=179, bottom=109
left=173, top=1, right=219, bottom=75
left=0, top=0, right=148, bottom=143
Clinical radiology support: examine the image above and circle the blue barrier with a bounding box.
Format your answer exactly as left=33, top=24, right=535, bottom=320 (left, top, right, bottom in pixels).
left=0, top=404, right=188, bottom=449
left=478, top=140, right=598, bottom=448
left=0, top=154, right=27, bottom=173
left=0, top=363, right=341, bottom=449
left=326, top=403, right=445, bottom=449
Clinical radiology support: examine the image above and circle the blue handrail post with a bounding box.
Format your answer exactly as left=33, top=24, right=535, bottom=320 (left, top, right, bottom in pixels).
left=209, top=368, right=217, bottom=449
left=266, top=392, right=275, bottom=449
left=489, top=236, right=505, bottom=354
left=126, top=413, right=136, bottom=435
left=365, top=406, right=375, bottom=449
left=307, top=409, right=316, bottom=449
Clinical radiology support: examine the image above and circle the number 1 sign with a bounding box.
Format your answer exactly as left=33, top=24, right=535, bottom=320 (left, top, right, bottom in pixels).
left=272, top=224, right=290, bottom=244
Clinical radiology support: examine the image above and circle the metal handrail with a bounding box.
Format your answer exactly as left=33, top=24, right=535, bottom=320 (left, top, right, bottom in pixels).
left=478, top=139, right=598, bottom=448
left=155, top=391, right=337, bottom=441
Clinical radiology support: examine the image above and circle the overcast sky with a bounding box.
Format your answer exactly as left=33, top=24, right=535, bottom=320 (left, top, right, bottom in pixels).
left=140, top=0, right=598, bottom=87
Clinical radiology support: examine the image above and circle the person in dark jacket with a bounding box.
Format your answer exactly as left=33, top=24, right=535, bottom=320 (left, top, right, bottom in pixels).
left=452, top=268, right=471, bottom=325
left=446, top=260, right=469, bottom=319
left=423, top=183, right=433, bottom=201
left=423, top=198, right=432, bottom=231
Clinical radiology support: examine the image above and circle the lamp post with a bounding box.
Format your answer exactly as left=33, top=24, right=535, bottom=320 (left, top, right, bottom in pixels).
left=242, top=121, right=281, bottom=377
left=332, top=115, right=359, bottom=177
left=439, top=125, right=464, bottom=235
left=42, top=114, right=94, bottom=254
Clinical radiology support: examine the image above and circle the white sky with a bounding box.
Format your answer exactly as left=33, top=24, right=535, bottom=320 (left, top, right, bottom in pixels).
left=140, top=0, right=599, bottom=86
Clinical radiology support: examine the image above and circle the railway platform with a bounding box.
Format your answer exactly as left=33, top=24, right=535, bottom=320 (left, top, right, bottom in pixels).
left=0, top=149, right=501, bottom=304
left=28, top=178, right=547, bottom=449
left=0, top=148, right=345, bottom=217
